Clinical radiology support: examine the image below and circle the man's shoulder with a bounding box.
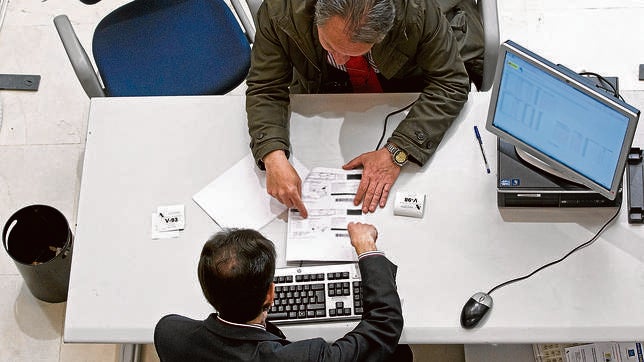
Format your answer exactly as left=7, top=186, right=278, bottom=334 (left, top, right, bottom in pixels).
left=390, top=0, right=442, bottom=34
left=155, top=314, right=205, bottom=337
left=157, top=314, right=200, bottom=327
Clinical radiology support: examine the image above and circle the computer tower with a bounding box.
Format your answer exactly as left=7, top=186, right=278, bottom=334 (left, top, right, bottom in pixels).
left=496, top=139, right=622, bottom=207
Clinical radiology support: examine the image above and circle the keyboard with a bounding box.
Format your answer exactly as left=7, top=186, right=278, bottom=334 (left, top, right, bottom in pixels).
left=268, top=263, right=363, bottom=324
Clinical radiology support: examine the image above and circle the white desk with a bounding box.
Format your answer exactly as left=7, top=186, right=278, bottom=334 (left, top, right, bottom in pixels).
left=65, top=92, right=644, bottom=345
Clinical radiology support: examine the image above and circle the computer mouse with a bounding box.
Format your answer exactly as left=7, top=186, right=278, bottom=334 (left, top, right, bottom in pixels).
left=460, top=292, right=493, bottom=329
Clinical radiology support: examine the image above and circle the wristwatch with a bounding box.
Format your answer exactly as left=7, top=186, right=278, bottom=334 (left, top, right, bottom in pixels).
left=385, top=142, right=408, bottom=167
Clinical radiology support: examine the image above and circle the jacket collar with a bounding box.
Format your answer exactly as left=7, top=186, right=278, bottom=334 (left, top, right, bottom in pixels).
left=203, top=313, right=286, bottom=341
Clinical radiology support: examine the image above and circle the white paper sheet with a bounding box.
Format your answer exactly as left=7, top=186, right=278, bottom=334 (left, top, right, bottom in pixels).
left=193, top=153, right=309, bottom=230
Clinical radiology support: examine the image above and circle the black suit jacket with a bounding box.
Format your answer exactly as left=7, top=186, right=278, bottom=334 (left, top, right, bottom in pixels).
left=154, top=255, right=403, bottom=361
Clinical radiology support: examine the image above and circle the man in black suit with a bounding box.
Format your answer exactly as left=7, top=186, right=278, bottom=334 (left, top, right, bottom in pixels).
left=154, top=222, right=409, bottom=361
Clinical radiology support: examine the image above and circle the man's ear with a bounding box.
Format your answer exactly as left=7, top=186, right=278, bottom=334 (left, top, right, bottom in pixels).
left=264, top=282, right=275, bottom=307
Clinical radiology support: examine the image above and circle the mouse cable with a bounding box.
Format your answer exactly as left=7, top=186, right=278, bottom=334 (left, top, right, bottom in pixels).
left=486, top=206, right=621, bottom=296
left=578, top=71, right=624, bottom=101
left=374, top=101, right=416, bottom=151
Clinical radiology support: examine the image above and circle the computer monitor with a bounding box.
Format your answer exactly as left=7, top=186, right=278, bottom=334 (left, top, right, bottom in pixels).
left=486, top=40, right=640, bottom=201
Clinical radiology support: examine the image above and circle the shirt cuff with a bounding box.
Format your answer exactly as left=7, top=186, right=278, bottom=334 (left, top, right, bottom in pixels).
left=358, top=250, right=385, bottom=260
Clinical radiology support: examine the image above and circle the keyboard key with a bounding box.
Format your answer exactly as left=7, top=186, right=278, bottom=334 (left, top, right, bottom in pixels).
left=307, top=303, right=325, bottom=310
left=268, top=312, right=288, bottom=320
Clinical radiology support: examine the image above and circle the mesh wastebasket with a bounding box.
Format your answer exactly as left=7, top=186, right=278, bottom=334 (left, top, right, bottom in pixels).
left=2, top=205, right=73, bottom=303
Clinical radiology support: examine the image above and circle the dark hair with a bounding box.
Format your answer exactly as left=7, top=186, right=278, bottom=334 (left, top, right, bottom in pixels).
left=197, top=229, right=276, bottom=323
left=315, top=0, right=395, bottom=43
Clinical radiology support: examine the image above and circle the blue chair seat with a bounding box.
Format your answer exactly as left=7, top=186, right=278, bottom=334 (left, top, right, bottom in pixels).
left=92, top=0, right=251, bottom=96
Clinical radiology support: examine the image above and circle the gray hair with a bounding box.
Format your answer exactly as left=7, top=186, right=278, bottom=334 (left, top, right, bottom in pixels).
left=315, top=0, right=395, bottom=44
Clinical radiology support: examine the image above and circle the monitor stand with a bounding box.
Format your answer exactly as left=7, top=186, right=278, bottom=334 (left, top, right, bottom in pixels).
left=496, top=139, right=622, bottom=207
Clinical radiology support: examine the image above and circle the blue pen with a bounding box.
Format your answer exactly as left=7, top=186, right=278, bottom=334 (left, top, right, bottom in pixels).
left=473, top=126, right=491, bottom=174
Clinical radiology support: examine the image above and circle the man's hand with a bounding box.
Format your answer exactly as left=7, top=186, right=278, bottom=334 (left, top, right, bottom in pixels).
left=263, top=150, right=309, bottom=218
left=343, top=148, right=401, bottom=213
left=347, top=222, right=378, bottom=255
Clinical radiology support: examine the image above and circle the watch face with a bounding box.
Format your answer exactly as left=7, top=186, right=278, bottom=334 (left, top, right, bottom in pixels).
left=394, top=150, right=408, bottom=164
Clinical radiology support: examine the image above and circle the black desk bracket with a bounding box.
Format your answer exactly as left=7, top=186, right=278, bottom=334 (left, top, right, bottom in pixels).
left=0, top=74, right=40, bottom=91
left=627, top=147, right=644, bottom=223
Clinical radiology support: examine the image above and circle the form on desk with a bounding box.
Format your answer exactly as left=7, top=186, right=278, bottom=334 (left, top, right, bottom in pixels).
left=286, top=167, right=366, bottom=262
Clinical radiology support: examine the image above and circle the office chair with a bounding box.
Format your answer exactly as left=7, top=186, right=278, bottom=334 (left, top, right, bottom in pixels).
left=477, top=0, right=500, bottom=92
left=54, top=0, right=253, bottom=97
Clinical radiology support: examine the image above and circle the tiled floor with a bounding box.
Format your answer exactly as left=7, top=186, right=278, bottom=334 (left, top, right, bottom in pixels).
left=0, top=0, right=642, bottom=361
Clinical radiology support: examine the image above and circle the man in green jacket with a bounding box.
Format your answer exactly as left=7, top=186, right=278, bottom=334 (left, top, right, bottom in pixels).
left=247, top=0, right=478, bottom=218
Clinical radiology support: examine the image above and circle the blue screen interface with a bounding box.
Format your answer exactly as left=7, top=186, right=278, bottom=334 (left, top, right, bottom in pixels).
left=492, top=52, right=629, bottom=190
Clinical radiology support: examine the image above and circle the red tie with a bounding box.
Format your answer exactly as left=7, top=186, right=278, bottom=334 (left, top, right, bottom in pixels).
left=345, top=56, right=382, bottom=93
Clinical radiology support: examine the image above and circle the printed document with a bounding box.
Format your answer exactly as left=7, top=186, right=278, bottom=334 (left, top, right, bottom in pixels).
left=286, top=167, right=365, bottom=261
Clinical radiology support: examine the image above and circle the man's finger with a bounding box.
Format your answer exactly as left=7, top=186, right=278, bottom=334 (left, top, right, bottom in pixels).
left=369, top=185, right=382, bottom=212
left=342, top=155, right=362, bottom=170
left=293, top=196, right=308, bottom=218
left=379, top=183, right=392, bottom=207
left=362, top=182, right=377, bottom=213
left=354, top=178, right=369, bottom=206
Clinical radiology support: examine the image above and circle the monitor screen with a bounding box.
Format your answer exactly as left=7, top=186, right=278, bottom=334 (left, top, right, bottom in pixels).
left=486, top=40, right=640, bottom=200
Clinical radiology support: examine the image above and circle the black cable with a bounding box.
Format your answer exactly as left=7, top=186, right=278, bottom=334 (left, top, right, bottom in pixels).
left=375, top=101, right=416, bottom=151
left=578, top=71, right=624, bottom=101
left=487, top=206, right=620, bottom=295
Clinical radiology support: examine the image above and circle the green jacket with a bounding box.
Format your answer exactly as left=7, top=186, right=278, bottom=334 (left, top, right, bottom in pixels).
left=246, top=0, right=471, bottom=168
